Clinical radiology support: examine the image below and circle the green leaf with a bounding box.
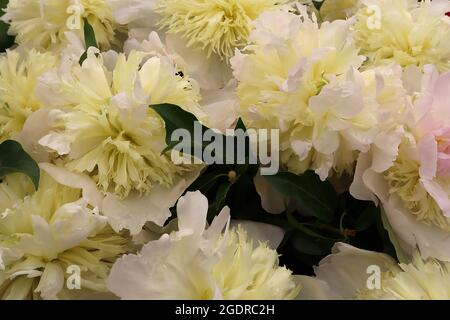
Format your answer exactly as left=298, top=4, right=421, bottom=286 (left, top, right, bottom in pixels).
left=83, top=18, right=98, bottom=49
left=312, top=0, right=325, bottom=11
left=291, top=230, right=334, bottom=256
left=264, top=171, right=338, bottom=222
left=233, top=118, right=259, bottom=178
left=355, top=203, right=378, bottom=231
left=151, top=103, right=211, bottom=155
left=213, top=182, right=232, bottom=214
left=0, top=140, right=40, bottom=189
left=0, top=0, right=14, bottom=52
left=79, top=18, right=98, bottom=64
left=188, top=171, right=228, bottom=194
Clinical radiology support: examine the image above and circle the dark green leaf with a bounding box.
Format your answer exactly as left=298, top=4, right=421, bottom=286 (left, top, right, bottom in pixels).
left=355, top=203, right=378, bottom=231
left=79, top=18, right=98, bottom=64
left=264, top=171, right=338, bottom=222
left=235, top=118, right=246, bottom=131
left=312, top=0, right=325, bottom=11
left=0, top=140, right=40, bottom=189
left=151, top=103, right=211, bottom=156
left=188, top=171, right=227, bottom=194
left=291, top=230, right=334, bottom=256
left=214, top=182, right=232, bottom=214
left=0, top=0, right=14, bottom=52
left=233, top=118, right=259, bottom=178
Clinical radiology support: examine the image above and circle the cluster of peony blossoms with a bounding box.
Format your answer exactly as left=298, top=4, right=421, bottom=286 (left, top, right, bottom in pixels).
left=0, top=0, right=450, bottom=300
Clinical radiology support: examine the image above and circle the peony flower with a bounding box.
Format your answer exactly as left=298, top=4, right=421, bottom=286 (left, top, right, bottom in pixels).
left=231, top=6, right=398, bottom=180
left=351, top=65, right=450, bottom=261
left=2, top=0, right=119, bottom=51
left=0, top=50, right=58, bottom=143
left=156, top=0, right=288, bottom=60
left=298, top=243, right=450, bottom=300
left=353, top=0, right=450, bottom=71
left=110, top=0, right=290, bottom=91
left=107, top=191, right=300, bottom=300
left=36, top=49, right=203, bottom=235
left=0, top=170, right=128, bottom=300
left=124, top=32, right=239, bottom=132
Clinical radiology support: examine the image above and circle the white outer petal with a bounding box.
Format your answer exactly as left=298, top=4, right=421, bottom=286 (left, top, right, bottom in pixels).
left=294, top=275, right=341, bottom=300
left=312, top=243, right=397, bottom=299
left=102, top=168, right=202, bottom=235
left=35, top=262, right=64, bottom=300
left=39, top=163, right=104, bottom=209
left=176, top=191, right=208, bottom=236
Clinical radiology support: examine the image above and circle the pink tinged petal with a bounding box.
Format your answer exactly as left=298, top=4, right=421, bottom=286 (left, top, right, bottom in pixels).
left=372, top=127, right=404, bottom=173
left=421, top=178, right=450, bottom=217
left=437, top=152, right=450, bottom=177
left=418, top=134, right=437, bottom=180
left=384, top=194, right=450, bottom=261
left=431, top=72, right=450, bottom=118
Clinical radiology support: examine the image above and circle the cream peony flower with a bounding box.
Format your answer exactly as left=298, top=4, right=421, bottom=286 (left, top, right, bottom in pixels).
left=156, top=0, right=288, bottom=60
left=353, top=0, right=450, bottom=71
left=124, top=32, right=239, bottom=131
left=36, top=50, right=203, bottom=235
left=231, top=6, right=393, bottom=180
left=110, top=0, right=288, bottom=90
left=0, top=171, right=128, bottom=300
left=298, top=243, right=450, bottom=300
left=2, top=0, right=119, bottom=51
left=107, top=191, right=300, bottom=300
left=0, top=50, right=58, bottom=143
left=351, top=65, right=450, bottom=261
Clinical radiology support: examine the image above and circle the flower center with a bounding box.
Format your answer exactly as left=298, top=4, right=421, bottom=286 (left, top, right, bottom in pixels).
left=156, top=0, right=283, bottom=59
left=384, top=144, right=450, bottom=231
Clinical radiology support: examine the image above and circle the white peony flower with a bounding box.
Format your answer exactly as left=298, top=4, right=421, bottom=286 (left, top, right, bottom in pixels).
left=231, top=6, right=400, bottom=180
left=351, top=65, right=450, bottom=261
left=107, top=191, right=300, bottom=300
left=2, top=0, right=120, bottom=52
left=34, top=50, right=204, bottom=235
left=298, top=243, right=450, bottom=300
left=0, top=171, right=128, bottom=300
left=111, top=0, right=291, bottom=91
left=353, top=0, right=450, bottom=71
left=124, top=32, right=239, bottom=131
left=0, top=49, right=58, bottom=143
